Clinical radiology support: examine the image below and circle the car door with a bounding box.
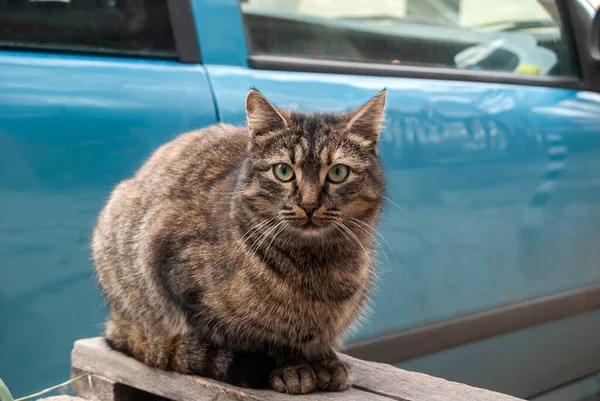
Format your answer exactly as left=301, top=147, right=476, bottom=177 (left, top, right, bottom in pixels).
left=194, top=0, right=600, bottom=398
left=0, top=1, right=216, bottom=396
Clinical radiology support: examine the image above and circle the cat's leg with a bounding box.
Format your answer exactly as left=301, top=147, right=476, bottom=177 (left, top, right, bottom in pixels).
left=106, top=311, right=337, bottom=394
left=309, top=350, right=351, bottom=392
left=106, top=314, right=277, bottom=388
left=105, top=312, right=198, bottom=373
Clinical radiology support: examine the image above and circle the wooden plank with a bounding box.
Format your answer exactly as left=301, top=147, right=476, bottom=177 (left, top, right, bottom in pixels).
left=71, top=337, right=523, bottom=401
left=71, top=368, right=117, bottom=401
left=70, top=368, right=168, bottom=401
left=339, top=354, right=524, bottom=401
left=71, top=337, right=389, bottom=401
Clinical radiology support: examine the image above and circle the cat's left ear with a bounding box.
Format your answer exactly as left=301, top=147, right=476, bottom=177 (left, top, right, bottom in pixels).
left=246, top=88, right=289, bottom=138
left=344, top=89, right=387, bottom=146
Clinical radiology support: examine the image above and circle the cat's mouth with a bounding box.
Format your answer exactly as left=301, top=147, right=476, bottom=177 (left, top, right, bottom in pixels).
left=282, top=215, right=328, bottom=231
left=292, top=217, right=335, bottom=234
left=280, top=209, right=337, bottom=233
left=303, top=220, right=318, bottom=229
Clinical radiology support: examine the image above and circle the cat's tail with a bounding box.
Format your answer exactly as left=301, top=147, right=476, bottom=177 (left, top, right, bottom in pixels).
left=105, top=311, right=274, bottom=388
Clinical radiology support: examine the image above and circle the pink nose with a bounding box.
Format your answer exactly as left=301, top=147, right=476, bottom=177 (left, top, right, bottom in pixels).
left=300, top=202, right=320, bottom=216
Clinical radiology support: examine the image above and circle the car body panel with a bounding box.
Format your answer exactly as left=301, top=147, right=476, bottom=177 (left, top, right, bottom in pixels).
left=399, top=309, right=600, bottom=397
left=191, top=0, right=248, bottom=67
left=531, top=367, right=600, bottom=401
left=0, top=51, right=217, bottom=396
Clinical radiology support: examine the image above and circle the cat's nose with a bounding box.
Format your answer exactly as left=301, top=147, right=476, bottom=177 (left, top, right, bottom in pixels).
left=299, top=202, right=320, bottom=216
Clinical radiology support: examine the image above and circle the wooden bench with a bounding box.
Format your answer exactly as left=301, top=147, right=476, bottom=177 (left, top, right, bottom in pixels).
left=69, top=337, right=524, bottom=401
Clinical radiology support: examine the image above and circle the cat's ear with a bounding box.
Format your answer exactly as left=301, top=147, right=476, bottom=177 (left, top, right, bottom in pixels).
left=245, top=89, right=288, bottom=137
left=344, top=89, right=387, bottom=146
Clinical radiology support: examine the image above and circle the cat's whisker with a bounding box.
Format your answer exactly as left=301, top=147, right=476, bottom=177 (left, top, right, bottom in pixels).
left=342, top=218, right=391, bottom=270
left=238, top=216, right=280, bottom=248
left=244, top=221, right=277, bottom=254
left=381, top=195, right=403, bottom=211
left=240, top=222, right=280, bottom=270
left=263, top=222, right=288, bottom=265
left=241, top=217, right=277, bottom=239
left=344, top=216, right=400, bottom=268
left=241, top=232, right=267, bottom=270
left=243, top=220, right=285, bottom=269
left=246, top=220, right=287, bottom=268
left=330, top=223, right=375, bottom=295
left=254, top=221, right=286, bottom=253
left=333, top=221, right=372, bottom=268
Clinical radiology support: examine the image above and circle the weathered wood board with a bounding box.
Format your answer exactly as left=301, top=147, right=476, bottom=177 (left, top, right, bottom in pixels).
left=71, top=337, right=524, bottom=401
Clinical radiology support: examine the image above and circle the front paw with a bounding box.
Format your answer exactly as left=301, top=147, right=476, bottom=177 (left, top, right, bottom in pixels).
left=311, top=358, right=351, bottom=392
left=269, top=363, right=317, bottom=394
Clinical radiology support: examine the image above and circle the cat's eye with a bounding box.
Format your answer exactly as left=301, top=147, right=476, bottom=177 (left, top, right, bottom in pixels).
left=327, top=164, right=349, bottom=183
left=273, top=163, right=295, bottom=182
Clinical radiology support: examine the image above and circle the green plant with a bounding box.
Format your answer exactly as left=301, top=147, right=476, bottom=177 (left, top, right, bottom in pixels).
left=0, top=375, right=89, bottom=401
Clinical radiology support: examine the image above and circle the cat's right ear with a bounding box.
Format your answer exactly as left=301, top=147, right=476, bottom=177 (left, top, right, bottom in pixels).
left=245, top=89, right=288, bottom=137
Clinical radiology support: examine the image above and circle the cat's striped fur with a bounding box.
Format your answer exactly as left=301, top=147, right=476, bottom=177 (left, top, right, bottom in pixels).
left=91, top=89, right=387, bottom=394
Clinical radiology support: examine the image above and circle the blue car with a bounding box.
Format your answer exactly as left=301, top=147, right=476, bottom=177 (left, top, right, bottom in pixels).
left=1, top=0, right=600, bottom=399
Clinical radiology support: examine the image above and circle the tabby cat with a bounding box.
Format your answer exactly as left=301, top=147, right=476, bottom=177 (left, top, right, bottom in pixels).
left=91, top=88, right=387, bottom=394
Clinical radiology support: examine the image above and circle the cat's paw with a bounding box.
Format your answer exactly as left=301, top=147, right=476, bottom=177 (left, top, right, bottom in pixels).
left=311, top=358, right=351, bottom=392
left=269, top=363, right=317, bottom=394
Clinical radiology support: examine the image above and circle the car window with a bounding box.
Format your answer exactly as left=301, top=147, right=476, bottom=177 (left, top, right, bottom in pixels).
left=239, top=0, right=577, bottom=77
left=0, top=0, right=175, bottom=58
left=588, top=0, right=600, bottom=9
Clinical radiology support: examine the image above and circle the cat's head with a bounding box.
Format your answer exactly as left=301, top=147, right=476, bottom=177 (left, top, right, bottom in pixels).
left=240, top=88, right=386, bottom=239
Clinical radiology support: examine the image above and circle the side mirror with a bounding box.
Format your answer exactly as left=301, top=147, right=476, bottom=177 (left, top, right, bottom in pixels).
left=591, top=10, right=600, bottom=62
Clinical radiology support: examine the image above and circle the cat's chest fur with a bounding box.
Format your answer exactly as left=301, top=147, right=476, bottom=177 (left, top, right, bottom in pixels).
left=211, top=252, right=371, bottom=353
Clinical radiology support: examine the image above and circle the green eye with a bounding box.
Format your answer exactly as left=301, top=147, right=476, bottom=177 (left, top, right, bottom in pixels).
left=273, top=163, right=295, bottom=182
left=327, top=164, right=349, bottom=183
